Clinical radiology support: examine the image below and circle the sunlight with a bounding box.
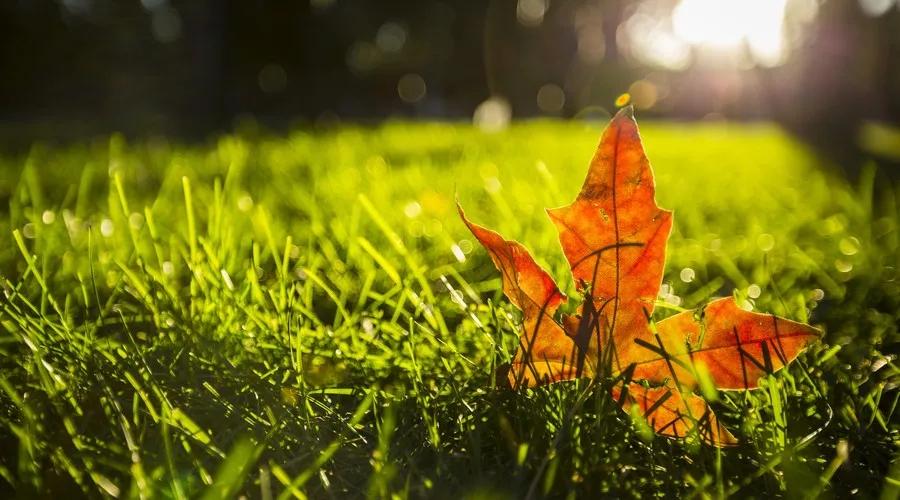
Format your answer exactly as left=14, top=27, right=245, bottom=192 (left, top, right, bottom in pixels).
left=620, top=0, right=800, bottom=69
left=672, top=0, right=789, bottom=66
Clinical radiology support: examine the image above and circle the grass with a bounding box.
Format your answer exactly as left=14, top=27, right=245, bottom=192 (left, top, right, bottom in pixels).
left=0, top=119, right=898, bottom=498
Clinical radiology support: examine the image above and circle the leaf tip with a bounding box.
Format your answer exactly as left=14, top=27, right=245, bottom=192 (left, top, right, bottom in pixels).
left=615, top=104, right=635, bottom=121
left=456, top=199, right=475, bottom=231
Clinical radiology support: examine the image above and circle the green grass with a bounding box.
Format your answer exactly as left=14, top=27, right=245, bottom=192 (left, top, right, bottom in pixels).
left=0, top=119, right=898, bottom=498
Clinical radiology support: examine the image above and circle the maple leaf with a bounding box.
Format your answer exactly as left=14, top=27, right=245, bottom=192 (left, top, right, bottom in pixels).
left=458, top=107, right=821, bottom=446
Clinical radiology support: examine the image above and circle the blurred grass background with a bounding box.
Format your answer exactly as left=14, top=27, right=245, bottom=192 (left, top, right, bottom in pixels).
left=0, top=120, right=898, bottom=497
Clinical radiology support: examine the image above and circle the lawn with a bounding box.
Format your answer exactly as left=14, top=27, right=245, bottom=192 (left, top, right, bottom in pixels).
left=0, top=119, right=897, bottom=498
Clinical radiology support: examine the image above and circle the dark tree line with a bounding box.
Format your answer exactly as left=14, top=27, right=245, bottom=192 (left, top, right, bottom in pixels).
left=1, top=0, right=898, bottom=173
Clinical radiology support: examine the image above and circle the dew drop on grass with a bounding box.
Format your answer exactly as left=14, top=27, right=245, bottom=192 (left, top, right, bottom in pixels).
left=839, top=236, right=860, bottom=256
left=238, top=195, right=254, bottom=212
left=835, top=259, right=853, bottom=273
left=747, top=284, right=761, bottom=298
left=441, top=275, right=468, bottom=310
left=458, top=239, right=474, bottom=253
left=819, top=214, right=846, bottom=236
left=42, top=210, right=56, bottom=224
left=679, top=267, right=695, bottom=283
left=162, top=261, right=175, bottom=275
left=22, top=223, right=36, bottom=239
left=757, top=233, right=775, bottom=252
left=810, top=288, right=825, bottom=301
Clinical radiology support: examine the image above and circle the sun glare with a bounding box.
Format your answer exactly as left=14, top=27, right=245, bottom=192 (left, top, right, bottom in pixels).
left=672, top=0, right=789, bottom=65
left=622, top=0, right=798, bottom=69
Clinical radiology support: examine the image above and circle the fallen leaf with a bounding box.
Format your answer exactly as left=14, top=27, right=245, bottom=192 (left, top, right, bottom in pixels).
left=547, top=106, right=673, bottom=375
left=634, top=297, right=821, bottom=390
left=459, top=107, right=821, bottom=446
left=458, top=204, right=591, bottom=386
left=612, top=382, right=738, bottom=446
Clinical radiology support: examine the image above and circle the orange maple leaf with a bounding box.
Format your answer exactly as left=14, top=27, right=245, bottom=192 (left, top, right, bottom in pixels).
left=458, top=107, right=821, bottom=446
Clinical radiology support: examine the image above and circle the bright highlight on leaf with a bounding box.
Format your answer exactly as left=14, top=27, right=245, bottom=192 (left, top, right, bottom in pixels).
left=458, top=107, right=821, bottom=446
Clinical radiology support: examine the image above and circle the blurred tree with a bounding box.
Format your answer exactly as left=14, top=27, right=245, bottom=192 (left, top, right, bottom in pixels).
left=0, top=0, right=896, bottom=176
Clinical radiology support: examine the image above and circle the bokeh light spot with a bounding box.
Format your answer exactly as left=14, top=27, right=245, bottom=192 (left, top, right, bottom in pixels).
left=574, top=4, right=606, bottom=65
left=100, top=219, right=114, bottom=237
left=140, top=0, right=166, bottom=10
left=628, top=80, right=658, bottom=110
left=238, top=195, right=254, bottom=212
left=536, top=84, right=566, bottom=114
left=757, top=233, right=775, bottom=252
left=346, top=42, right=379, bottom=74
left=151, top=6, right=182, bottom=43
left=258, top=64, right=287, bottom=94
left=859, top=0, right=895, bottom=17
left=404, top=201, right=422, bottom=218
left=376, top=22, right=408, bottom=53
left=129, top=213, right=145, bottom=230
left=620, top=2, right=691, bottom=70
left=517, top=0, right=548, bottom=27
left=473, top=97, right=511, bottom=132
left=397, top=74, right=427, bottom=103
left=451, top=244, right=466, bottom=263
left=839, top=236, right=860, bottom=256
left=309, top=0, right=335, bottom=10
